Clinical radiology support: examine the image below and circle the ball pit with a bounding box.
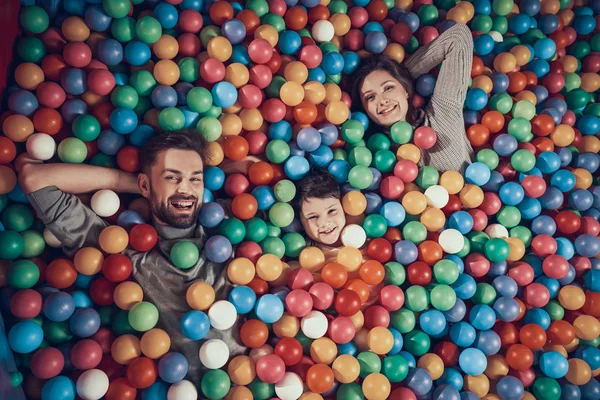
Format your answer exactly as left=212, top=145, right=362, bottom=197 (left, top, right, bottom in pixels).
left=1, top=0, right=600, bottom=399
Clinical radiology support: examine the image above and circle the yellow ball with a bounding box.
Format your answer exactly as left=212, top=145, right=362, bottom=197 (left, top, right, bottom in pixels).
left=228, top=355, right=256, bottom=386
left=73, top=247, right=104, bottom=275
left=565, top=358, right=592, bottom=385
left=225, top=63, right=250, bottom=87
left=484, top=354, right=509, bottom=380
left=240, top=108, right=264, bottom=131
left=153, top=59, right=180, bottom=86
left=460, top=184, right=484, bottom=208
left=300, top=393, right=324, bottom=400
left=99, top=226, right=129, bottom=254
left=153, top=34, right=179, bottom=59
left=510, top=45, right=532, bottom=67
left=254, top=25, right=279, bottom=47
left=325, top=101, right=349, bottom=124
left=224, top=101, right=243, bottom=115
left=574, top=315, right=600, bottom=340
left=111, top=334, right=141, bottom=365
left=581, top=136, right=600, bottom=153
left=220, top=113, right=243, bottom=136
left=402, top=192, right=428, bottom=215
left=207, top=36, right=233, bottom=62
left=304, top=81, right=326, bottom=104
left=551, top=124, right=575, bottom=147
left=186, top=281, right=215, bottom=310
left=310, top=337, right=338, bottom=364
left=472, top=75, right=493, bottom=93
left=113, top=281, right=144, bottom=310
left=330, top=14, right=351, bottom=36
left=581, top=72, right=600, bottom=92
left=227, top=257, right=256, bottom=285
left=284, top=61, right=309, bottom=84
left=299, top=246, right=326, bottom=272
left=382, top=43, right=405, bottom=63
left=464, top=374, right=490, bottom=397
left=332, top=355, right=360, bottom=383
left=417, top=353, right=445, bottom=380
left=573, top=168, right=593, bottom=190
left=205, top=141, right=225, bottom=166
left=367, top=327, right=394, bottom=355
left=421, top=208, right=446, bottom=232
left=140, top=328, right=171, bottom=359
left=342, top=191, right=367, bottom=216
left=256, top=254, right=283, bottom=281
left=337, top=247, right=363, bottom=272
left=439, top=170, right=465, bottom=195
left=350, top=310, right=365, bottom=331
left=62, top=16, right=90, bottom=41
left=493, top=53, right=517, bottom=74
left=273, top=313, right=300, bottom=338
left=280, top=81, right=305, bottom=106
left=396, top=144, right=421, bottom=164
left=362, top=373, right=391, bottom=400
left=226, top=386, right=253, bottom=400
left=323, top=83, right=342, bottom=104
left=559, top=285, right=586, bottom=310
left=505, top=237, right=525, bottom=262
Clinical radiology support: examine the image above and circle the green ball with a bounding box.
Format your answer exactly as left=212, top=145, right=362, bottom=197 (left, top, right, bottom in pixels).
left=471, top=15, right=493, bottom=33
left=274, top=180, right=296, bottom=202
left=130, top=70, right=157, bottom=96
left=320, top=42, right=340, bottom=54
left=44, top=321, right=72, bottom=344
left=262, top=14, right=285, bottom=32
left=532, top=377, right=561, bottom=400
left=266, top=140, right=291, bottom=163
left=456, top=238, right=471, bottom=258
left=20, top=6, right=49, bottom=34
left=128, top=301, right=159, bottom=332
left=472, top=283, right=497, bottom=305
left=492, top=0, right=514, bottom=16
left=159, top=107, right=186, bottom=131
left=415, top=166, right=439, bottom=189
left=484, top=238, right=510, bottom=262
left=248, top=378, right=275, bottom=400
left=476, top=149, right=500, bottom=170
left=404, top=329, right=431, bottom=356
left=492, top=16, right=509, bottom=35
left=385, top=262, right=406, bottom=286
left=178, top=57, right=200, bottom=82
left=382, top=355, right=409, bottom=382
left=497, top=205, right=521, bottom=228
left=170, top=240, right=199, bottom=269
left=282, top=232, right=306, bottom=257
left=489, top=93, right=513, bottom=114
left=430, top=284, right=456, bottom=311
left=133, top=96, right=152, bottom=117
left=545, top=300, right=565, bottom=321
left=17, top=37, right=46, bottom=63
left=341, top=120, right=365, bottom=144
left=90, top=153, right=117, bottom=168
left=417, top=4, right=439, bottom=26
left=405, top=286, right=429, bottom=312
left=336, top=383, right=364, bottom=400
left=200, top=105, right=221, bottom=120
left=0, top=230, right=24, bottom=260
left=196, top=117, right=222, bottom=141
left=402, top=221, right=427, bottom=244
left=373, top=150, right=396, bottom=173
left=406, top=36, right=420, bottom=54
left=244, top=218, right=268, bottom=242
left=111, top=85, right=139, bottom=109
left=507, top=117, right=532, bottom=142
left=8, top=260, right=39, bottom=289
left=72, top=115, right=101, bottom=141
left=510, top=149, right=536, bottom=172
left=136, top=16, right=162, bottom=44
left=0, top=195, right=7, bottom=214
left=390, top=308, right=416, bottom=333
left=111, top=17, right=136, bottom=42
left=363, top=214, right=387, bottom=238
left=112, top=310, right=137, bottom=335
left=218, top=218, right=246, bottom=245
left=57, top=138, right=88, bottom=163
left=21, top=230, right=45, bottom=258
left=510, top=225, right=532, bottom=247
left=246, top=0, right=270, bottom=17
left=261, top=237, right=285, bottom=258
left=333, top=148, right=348, bottom=161
left=103, top=0, right=130, bottom=18
left=201, top=369, right=231, bottom=400
left=433, top=260, right=459, bottom=285
left=468, top=231, right=490, bottom=254
left=348, top=147, right=373, bottom=167
left=357, top=351, right=382, bottom=378
left=266, top=222, right=281, bottom=237
left=328, top=0, right=348, bottom=13
left=565, top=88, right=589, bottom=109
left=367, top=133, right=391, bottom=152
left=11, top=371, right=23, bottom=388
left=390, top=121, right=413, bottom=144
left=200, top=26, right=221, bottom=48
left=2, top=204, right=34, bottom=232
left=591, top=33, right=600, bottom=52
left=348, top=165, right=373, bottom=189
left=564, top=73, right=581, bottom=92
left=98, top=306, right=118, bottom=327
left=187, top=87, right=213, bottom=113
left=266, top=76, right=287, bottom=99
left=269, top=202, right=294, bottom=227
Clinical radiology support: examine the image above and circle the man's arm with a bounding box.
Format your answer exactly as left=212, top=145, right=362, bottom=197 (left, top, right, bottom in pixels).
left=15, top=153, right=141, bottom=195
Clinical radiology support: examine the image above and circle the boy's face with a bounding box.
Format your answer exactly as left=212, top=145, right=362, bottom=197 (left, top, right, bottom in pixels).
left=300, top=197, right=346, bottom=246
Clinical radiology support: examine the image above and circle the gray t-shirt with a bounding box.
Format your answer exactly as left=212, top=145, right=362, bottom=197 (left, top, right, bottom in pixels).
left=26, top=186, right=246, bottom=385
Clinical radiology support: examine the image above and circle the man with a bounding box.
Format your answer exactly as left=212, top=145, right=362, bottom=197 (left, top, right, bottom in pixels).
left=16, top=129, right=246, bottom=385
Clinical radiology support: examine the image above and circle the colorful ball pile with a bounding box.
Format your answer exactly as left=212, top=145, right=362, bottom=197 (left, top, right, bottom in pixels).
left=1, top=0, right=600, bottom=399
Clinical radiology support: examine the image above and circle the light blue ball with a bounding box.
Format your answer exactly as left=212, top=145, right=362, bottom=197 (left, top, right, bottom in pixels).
left=458, top=348, right=487, bottom=376
left=180, top=310, right=210, bottom=340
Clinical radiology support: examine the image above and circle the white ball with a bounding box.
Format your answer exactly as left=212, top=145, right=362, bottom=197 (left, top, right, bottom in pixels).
left=485, top=224, right=509, bottom=238
left=91, top=189, right=120, bottom=217
left=275, top=372, right=304, bottom=400
left=76, top=369, right=109, bottom=400
left=249, top=344, right=274, bottom=363
left=199, top=338, right=229, bottom=369
left=167, top=380, right=198, bottom=400
left=26, top=133, right=56, bottom=161
left=438, top=229, right=465, bottom=254
left=424, top=185, right=449, bottom=209
left=489, top=31, right=504, bottom=42
left=312, top=20, right=335, bottom=43
left=208, top=300, right=237, bottom=330
left=43, top=227, right=62, bottom=248
left=341, top=224, right=366, bottom=249
left=301, top=310, right=328, bottom=339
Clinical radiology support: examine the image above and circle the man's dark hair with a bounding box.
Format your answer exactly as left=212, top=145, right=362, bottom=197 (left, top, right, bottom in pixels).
left=348, top=55, right=419, bottom=126
left=139, top=129, right=207, bottom=175
left=296, top=168, right=341, bottom=207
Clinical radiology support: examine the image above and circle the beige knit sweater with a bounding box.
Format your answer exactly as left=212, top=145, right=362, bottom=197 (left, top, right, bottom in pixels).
left=404, top=23, right=475, bottom=173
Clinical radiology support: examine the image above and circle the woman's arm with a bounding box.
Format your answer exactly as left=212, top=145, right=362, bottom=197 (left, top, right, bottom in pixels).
left=404, top=23, right=473, bottom=105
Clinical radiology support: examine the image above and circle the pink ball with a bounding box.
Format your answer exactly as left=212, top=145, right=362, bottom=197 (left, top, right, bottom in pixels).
left=521, top=175, right=546, bottom=198
left=36, top=81, right=67, bottom=108
left=524, top=283, right=550, bottom=307
left=269, top=0, right=287, bottom=16
left=10, top=289, right=42, bottom=319
left=464, top=253, right=491, bottom=278
left=419, top=26, right=440, bottom=45
left=63, top=42, right=92, bottom=68
left=531, top=234, right=557, bottom=257
left=287, top=268, right=314, bottom=290
left=542, top=254, right=569, bottom=279
left=200, top=58, right=226, bottom=83
left=31, top=347, right=65, bottom=379
left=391, top=388, right=417, bottom=400
left=299, top=45, right=323, bottom=69
left=235, top=241, right=263, bottom=264
left=248, top=39, right=274, bottom=64
left=70, top=339, right=103, bottom=370
left=256, top=354, right=286, bottom=384
left=261, top=98, right=286, bottom=123
left=285, top=289, right=314, bottom=317
left=508, top=262, right=535, bottom=286
left=469, top=209, right=488, bottom=232
left=224, top=173, right=250, bottom=197
left=480, top=192, right=502, bottom=215
left=238, top=84, right=263, bottom=109
left=348, top=7, right=369, bottom=28
left=308, top=282, right=334, bottom=310
left=580, top=216, right=600, bottom=236
left=413, top=126, right=437, bottom=150
left=379, top=285, right=404, bottom=311
left=509, top=367, right=536, bottom=388
left=328, top=316, right=356, bottom=344
left=250, top=65, right=273, bottom=89
left=394, top=159, right=419, bottom=182
left=380, top=176, right=405, bottom=200
left=87, top=69, right=116, bottom=96
left=363, top=305, right=390, bottom=329
left=179, top=9, right=203, bottom=33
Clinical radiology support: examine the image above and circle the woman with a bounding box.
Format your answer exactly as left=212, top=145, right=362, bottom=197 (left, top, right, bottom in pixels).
left=350, top=22, right=475, bottom=173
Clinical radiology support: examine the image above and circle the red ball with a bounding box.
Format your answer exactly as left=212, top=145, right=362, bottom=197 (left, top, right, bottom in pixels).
left=309, top=282, right=335, bottom=310
left=508, top=262, right=535, bottom=286
left=98, top=354, right=125, bottom=381
left=394, top=159, right=419, bottom=182
left=71, top=339, right=103, bottom=370
left=116, top=146, right=140, bottom=173
left=286, top=289, right=314, bottom=317
left=200, top=58, right=226, bottom=83
left=87, top=69, right=115, bottom=96
left=238, top=84, right=263, bottom=109
left=407, top=261, right=432, bottom=286
left=224, top=173, right=250, bottom=197
left=92, top=327, right=115, bottom=354
left=542, top=254, right=569, bottom=279
left=179, top=9, right=203, bottom=33
left=299, top=45, right=323, bottom=69
left=89, top=278, right=116, bottom=306
left=235, top=241, right=263, bottom=264
left=245, top=130, right=269, bottom=155
left=469, top=209, right=488, bottom=232
left=256, top=354, right=286, bottom=384
left=442, top=195, right=462, bottom=216
left=105, top=378, right=137, bottom=400
left=464, top=253, right=491, bottom=278
left=434, top=341, right=460, bottom=367
left=36, top=81, right=66, bottom=108
left=479, top=192, right=502, bottom=215
left=249, top=64, right=273, bottom=89
left=287, top=267, right=314, bottom=291
left=126, top=357, right=157, bottom=389
left=523, top=282, right=550, bottom=307
left=531, top=234, right=557, bottom=257
left=261, top=98, right=286, bottom=122
left=248, top=39, right=273, bottom=64
left=334, top=289, right=362, bottom=317
left=178, top=33, right=201, bottom=57
left=274, top=337, right=303, bottom=366
left=391, top=388, right=417, bottom=400
left=380, top=176, right=405, bottom=200
left=129, top=224, right=158, bottom=252
left=363, top=305, right=390, bottom=329
left=390, top=23, right=413, bottom=45
left=102, top=254, right=133, bottom=282
left=521, top=175, right=546, bottom=198
left=379, top=285, right=404, bottom=311
left=419, top=26, right=440, bottom=45
left=556, top=210, right=581, bottom=234
left=62, top=42, right=92, bottom=68
left=367, top=238, right=393, bottom=263
left=10, top=289, right=42, bottom=319
left=348, top=7, right=369, bottom=28
left=31, top=347, right=65, bottom=379
left=580, top=216, right=600, bottom=236
left=342, top=29, right=365, bottom=51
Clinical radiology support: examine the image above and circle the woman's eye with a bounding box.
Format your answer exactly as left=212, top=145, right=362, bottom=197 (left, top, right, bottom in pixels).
left=366, top=95, right=374, bottom=102
left=384, top=85, right=394, bottom=92
left=309, top=216, right=317, bottom=220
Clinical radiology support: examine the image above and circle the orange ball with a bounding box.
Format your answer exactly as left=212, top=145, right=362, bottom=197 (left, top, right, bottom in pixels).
left=113, top=281, right=144, bottom=310
left=99, top=225, right=129, bottom=254
left=186, top=281, right=215, bottom=310
left=306, top=364, right=334, bottom=394
left=61, top=16, right=90, bottom=41
left=493, top=53, right=517, bottom=74
left=321, top=262, right=348, bottom=289
left=46, top=258, right=77, bottom=289
left=418, top=241, right=443, bottom=265
left=519, top=324, right=547, bottom=350
left=345, top=279, right=370, bottom=304
left=256, top=253, right=283, bottom=281
left=310, top=337, right=338, bottom=364
left=140, top=329, right=171, bottom=359
left=231, top=193, right=258, bottom=220
left=15, top=63, right=44, bottom=90
left=228, top=356, right=256, bottom=386
left=240, top=319, right=269, bottom=348
left=294, top=100, right=318, bottom=124
left=153, top=59, right=180, bottom=86
left=358, top=260, right=385, bottom=285
left=272, top=312, right=300, bottom=338
left=248, top=162, right=274, bottom=186
left=3, top=114, right=35, bottom=142
left=506, top=344, right=534, bottom=371
left=227, top=257, right=256, bottom=285
left=111, top=334, right=141, bottom=365
left=74, top=247, right=104, bottom=275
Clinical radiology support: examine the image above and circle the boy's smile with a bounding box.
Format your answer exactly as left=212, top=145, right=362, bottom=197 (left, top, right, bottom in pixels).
left=300, top=197, right=347, bottom=246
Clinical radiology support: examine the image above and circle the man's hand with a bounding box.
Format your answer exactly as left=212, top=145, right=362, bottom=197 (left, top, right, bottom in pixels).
left=220, top=155, right=264, bottom=175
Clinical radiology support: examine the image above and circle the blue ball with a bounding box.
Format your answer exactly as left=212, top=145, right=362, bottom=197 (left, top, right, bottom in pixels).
left=482, top=171, right=505, bottom=192
left=539, top=351, right=569, bottom=378
left=124, top=40, right=151, bottom=66
left=576, top=345, right=600, bottom=370
left=449, top=322, right=476, bottom=347
left=499, top=182, right=525, bottom=206
left=41, top=376, right=76, bottom=400
left=198, top=202, right=225, bottom=228
left=61, top=99, right=88, bottom=124
left=61, top=68, right=87, bottom=95
left=389, top=328, right=404, bottom=355
left=220, top=18, right=245, bottom=44
left=153, top=2, right=179, bottom=29
left=252, top=186, right=276, bottom=210
left=98, top=129, right=126, bottom=155
left=269, top=120, right=293, bottom=142
left=474, top=329, right=501, bottom=355
left=284, top=155, right=310, bottom=180
left=212, top=81, right=237, bottom=108
left=228, top=286, right=257, bottom=314
left=520, top=0, right=541, bottom=15
left=72, top=290, right=92, bottom=308
left=338, top=342, right=357, bottom=356
left=492, top=276, right=518, bottom=297
left=129, top=124, right=155, bottom=147
left=534, top=38, right=557, bottom=60
left=278, top=30, right=302, bottom=54
left=496, top=376, right=525, bottom=400
left=539, top=14, right=559, bottom=34
left=69, top=307, right=100, bottom=337
left=491, top=72, right=509, bottom=93
left=539, top=186, right=564, bottom=210
left=364, top=31, right=387, bottom=54
left=420, top=309, right=447, bottom=336
left=531, top=215, right=557, bottom=235
left=255, top=294, right=284, bottom=323
left=575, top=234, right=600, bottom=257
left=574, top=14, right=597, bottom=34
left=465, top=88, right=488, bottom=110
left=318, top=123, right=339, bottom=146
left=117, top=210, right=145, bottom=230
left=536, top=151, right=562, bottom=173
left=433, top=385, right=460, bottom=400
left=493, top=134, right=518, bottom=156
left=8, top=90, right=38, bottom=116
left=328, top=160, right=351, bottom=183
left=308, top=67, right=326, bottom=83
left=569, top=189, right=594, bottom=211
left=452, top=274, right=477, bottom=300
left=204, top=166, right=225, bottom=191
left=394, top=240, right=418, bottom=264
left=469, top=304, right=496, bottom=330
left=322, top=52, right=345, bottom=75
left=518, top=197, right=542, bottom=220
left=8, top=320, right=44, bottom=353
left=308, top=145, right=334, bottom=167
left=141, top=381, right=170, bottom=400
left=342, top=51, right=360, bottom=74
left=459, top=348, right=487, bottom=375
left=438, top=368, right=464, bottom=391
left=180, top=310, right=210, bottom=340
left=448, top=211, right=474, bottom=234
left=529, top=59, right=550, bottom=77
left=493, top=296, right=520, bottom=322
left=524, top=308, right=551, bottom=330
left=297, top=127, right=322, bottom=152
left=151, top=85, right=178, bottom=108
left=474, top=34, right=494, bottom=56
left=509, top=14, right=531, bottom=34
left=204, top=235, right=233, bottom=263
left=405, top=368, right=433, bottom=396
left=232, top=44, right=250, bottom=64
left=110, top=107, right=138, bottom=134
left=365, top=192, right=383, bottom=214
left=380, top=202, right=406, bottom=227
left=84, top=5, right=112, bottom=31
left=158, top=352, right=188, bottom=383
left=416, top=74, right=436, bottom=97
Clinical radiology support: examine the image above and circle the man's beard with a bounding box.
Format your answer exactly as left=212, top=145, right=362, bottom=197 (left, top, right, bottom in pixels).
left=148, top=186, right=200, bottom=228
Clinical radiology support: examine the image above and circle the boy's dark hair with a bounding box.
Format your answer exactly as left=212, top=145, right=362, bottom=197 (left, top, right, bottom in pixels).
left=348, top=55, right=419, bottom=126
left=139, top=129, right=207, bottom=175
left=296, top=168, right=341, bottom=207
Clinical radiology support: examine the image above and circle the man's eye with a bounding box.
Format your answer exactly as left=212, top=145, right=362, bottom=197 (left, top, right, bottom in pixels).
left=166, top=176, right=178, bottom=181
left=191, top=178, right=202, bottom=182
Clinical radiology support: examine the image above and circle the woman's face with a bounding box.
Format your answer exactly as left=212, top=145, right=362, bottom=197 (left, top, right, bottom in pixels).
left=360, top=70, right=410, bottom=127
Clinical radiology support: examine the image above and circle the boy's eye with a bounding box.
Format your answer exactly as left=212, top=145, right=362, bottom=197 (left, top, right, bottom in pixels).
left=328, top=209, right=337, bottom=215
